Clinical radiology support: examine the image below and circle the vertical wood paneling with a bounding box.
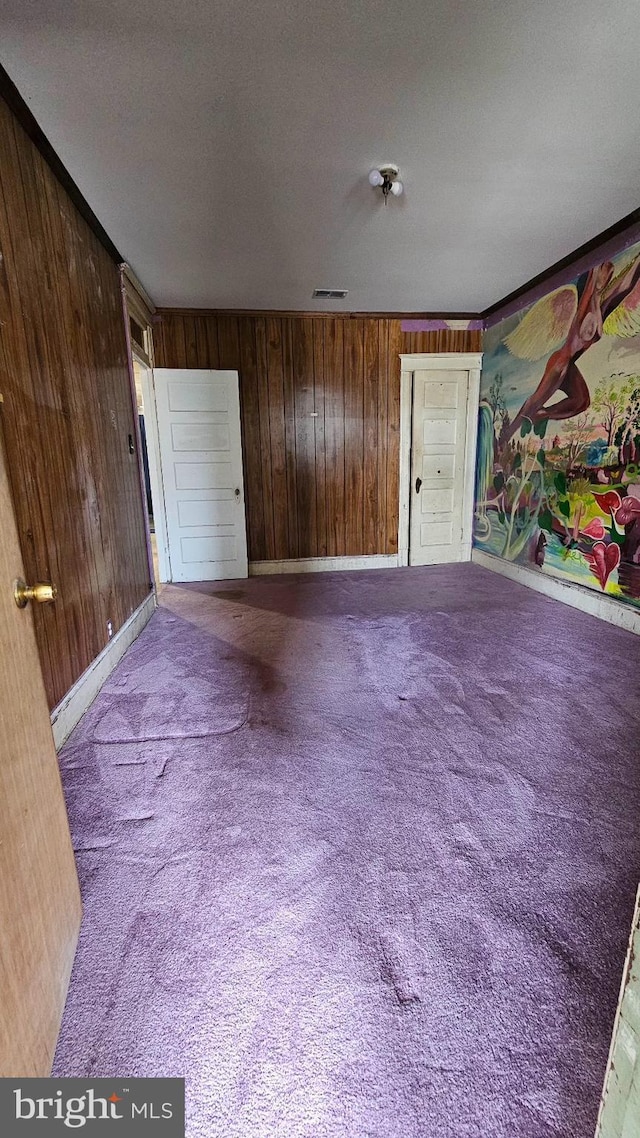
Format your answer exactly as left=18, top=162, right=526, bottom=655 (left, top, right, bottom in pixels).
left=363, top=319, right=380, bottom=555
left=265, top=318, right=289, bottom=560
left=153, top=311, right=480, bottom=562
left=292, top=319, right=317, bottom=558
left=216, top=314, right=240, bottom=370
left=344, top=319, right=364, bottom=554
left=313, top=322, right=327, bottom=558
left=386, top=321, right=404, bottom=554
left=254, top=318, right=274, bottom=560
left=0, top=96, right=150, bottom=709
left=203, top=315, right=220, bottom=368
left=237, top=317, right=265, bottom=562
left=281, top=320, right=300, bottom=560
left=0, top=117, right=74, bottom=699
left=183, top=315, right=198, bottom=367
left=377, top=319, right=390, bottom=554
left=324, top=317, right=345, bottom=557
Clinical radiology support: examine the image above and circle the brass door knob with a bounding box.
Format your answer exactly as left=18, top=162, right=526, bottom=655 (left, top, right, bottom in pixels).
left=14, top=579, right=58, bottom=608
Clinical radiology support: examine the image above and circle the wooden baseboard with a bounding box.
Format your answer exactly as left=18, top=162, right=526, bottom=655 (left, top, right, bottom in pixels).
left=51, top=591, right=157, bottom=749
left=249, top=554, right=399, bottom=576
left=472, top=548, right=640, bottom=636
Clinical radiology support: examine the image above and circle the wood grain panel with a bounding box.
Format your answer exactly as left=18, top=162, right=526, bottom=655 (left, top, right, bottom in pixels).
left=292, top=319, right=317, bottom=558
left=363, top=319, right=380, bottom=555
left=343, top=319, right=365, bottom=555
left=265, top=318, right=289, bottom=560
left=0, top=95, right=150, bottom=709
left=386, top=321, right=404, bottom=554
left=0, top=428, right=81, bottom=1075
left=281, top=319, right=300, bottom=560
left=153, top=311, right=480, bottom=561
left=255, top=318, right=274, bottom=559
left=313, top=321, right=327, bottom=558
left=237, top=316, right=265, bottom=562
left=324, top=318, right=346, bottom=557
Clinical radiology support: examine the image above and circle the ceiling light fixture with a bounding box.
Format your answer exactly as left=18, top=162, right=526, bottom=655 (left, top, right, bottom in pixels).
left=369, top=164, right=403, bottom=203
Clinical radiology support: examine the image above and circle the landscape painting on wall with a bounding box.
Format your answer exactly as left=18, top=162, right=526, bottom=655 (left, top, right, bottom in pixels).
left=474, top=240, right=640, bottom=608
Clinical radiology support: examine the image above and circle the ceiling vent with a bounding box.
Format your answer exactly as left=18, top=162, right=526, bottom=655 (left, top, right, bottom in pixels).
left=313, top=288, right=348, bottom=299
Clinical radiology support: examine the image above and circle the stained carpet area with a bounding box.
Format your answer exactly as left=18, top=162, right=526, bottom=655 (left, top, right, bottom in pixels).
left=53, top=563, right=640, bottom=1137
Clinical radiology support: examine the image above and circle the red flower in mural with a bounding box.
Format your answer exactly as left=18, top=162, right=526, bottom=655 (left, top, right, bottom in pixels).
left=584, top=541, right=621, bottom=590
left=593, top=490, right=622, bottom=516
left=580, top=516, right=607, bottom=540
left=616, top=494, right=640, bottom=526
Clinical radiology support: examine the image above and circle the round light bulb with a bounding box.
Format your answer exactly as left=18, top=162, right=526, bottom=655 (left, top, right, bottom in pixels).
left=369, top=169, right=384, bottom=187
left=390, top=179, right=403, bottom=197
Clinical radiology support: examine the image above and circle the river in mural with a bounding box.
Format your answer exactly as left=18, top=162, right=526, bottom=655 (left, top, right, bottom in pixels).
left=474, top=240, right=640, bottom=608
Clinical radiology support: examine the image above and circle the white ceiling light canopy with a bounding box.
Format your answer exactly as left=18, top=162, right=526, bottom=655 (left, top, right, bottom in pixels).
left=369, top=164, right=403, bottom=203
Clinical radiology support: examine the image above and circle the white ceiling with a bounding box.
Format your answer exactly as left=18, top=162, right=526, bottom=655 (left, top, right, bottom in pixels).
left=2, top=0, right=640, bottom=312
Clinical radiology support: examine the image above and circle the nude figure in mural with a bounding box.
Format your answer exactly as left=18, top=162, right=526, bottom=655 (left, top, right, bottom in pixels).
left=503, top=254, right=640, bottom=442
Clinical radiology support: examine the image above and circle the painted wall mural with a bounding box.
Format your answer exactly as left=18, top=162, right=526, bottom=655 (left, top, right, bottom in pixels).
left=474, top=240, right=640, bottom=608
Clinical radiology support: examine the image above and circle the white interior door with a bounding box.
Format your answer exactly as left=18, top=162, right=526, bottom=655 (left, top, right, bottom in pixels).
left=409, top=368, right=470, bottom=565
left=154, top=369, right=248, bottom=582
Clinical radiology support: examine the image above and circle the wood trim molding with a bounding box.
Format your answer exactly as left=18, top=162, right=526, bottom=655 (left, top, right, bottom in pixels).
left=50, top=591, right=156, bottom=748
left=121, top=263, right=156, bottom=325
left=120, top=273, right=155, bottom=589
left=399, top=353, right=484, bottom=368
left=0, top=64, right=123, bottom=265
left=472, top=548, right=640, bottom=636
left=156, top=307, right=481, bottom=320
left=249, top=555, right=399, bottom=575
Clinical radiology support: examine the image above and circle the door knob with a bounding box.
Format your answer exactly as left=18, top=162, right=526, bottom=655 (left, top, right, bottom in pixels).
left=234, top=488, right=241, bottom=498
left=14, top=579, right=58, bottom=608
left=415, top=477, right=422, bottom=494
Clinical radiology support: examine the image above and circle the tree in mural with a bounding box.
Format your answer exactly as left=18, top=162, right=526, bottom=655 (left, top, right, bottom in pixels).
left=564, top=413, right=595, bottom=470
left=592, top=375, right=631, bottom=447
left=615, top=384, right=640, bottom=462
left=501, top=253, right=640, bottom=442
left=486, top=373, right=507, bottom=433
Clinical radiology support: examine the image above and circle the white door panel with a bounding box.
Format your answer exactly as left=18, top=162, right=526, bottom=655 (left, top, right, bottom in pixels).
left=154, top=369, right=248, bottom=582
left=409, top=369, right=469, bottom=566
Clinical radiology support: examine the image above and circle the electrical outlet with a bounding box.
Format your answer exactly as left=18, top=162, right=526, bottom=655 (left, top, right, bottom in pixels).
left=107, top=620, right=113, bottom=639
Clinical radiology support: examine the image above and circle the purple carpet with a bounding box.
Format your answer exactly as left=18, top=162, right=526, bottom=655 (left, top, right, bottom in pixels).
left=53, top=563, right=640, bottom=1137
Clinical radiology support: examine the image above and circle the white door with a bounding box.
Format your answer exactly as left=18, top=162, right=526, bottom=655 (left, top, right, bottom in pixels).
left=154, top=369, right=248, bottom=582
left=409, top=369, right=470, bottom=565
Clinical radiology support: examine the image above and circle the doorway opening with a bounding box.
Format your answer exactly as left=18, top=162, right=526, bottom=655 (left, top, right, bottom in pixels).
left=132, top=347, right=159, bottom=584
left=122, top=266, right=171, bottom=585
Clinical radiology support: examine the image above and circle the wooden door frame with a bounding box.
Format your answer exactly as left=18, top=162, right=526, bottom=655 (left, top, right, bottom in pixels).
left=133, top=355, right=172, bottom=584
left=398, top=353, right=483, bottom=567
left=120, top=266, right=172, bottom=584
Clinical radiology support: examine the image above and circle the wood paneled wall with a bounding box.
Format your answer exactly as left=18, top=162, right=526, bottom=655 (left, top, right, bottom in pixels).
left=0, top=96, right=151, bottom=710
left=154, top=311, right=481, bottom=561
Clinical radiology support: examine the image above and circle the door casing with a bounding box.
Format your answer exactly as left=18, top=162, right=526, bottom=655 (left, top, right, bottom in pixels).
left=398, top=353, right=482, bottom=566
